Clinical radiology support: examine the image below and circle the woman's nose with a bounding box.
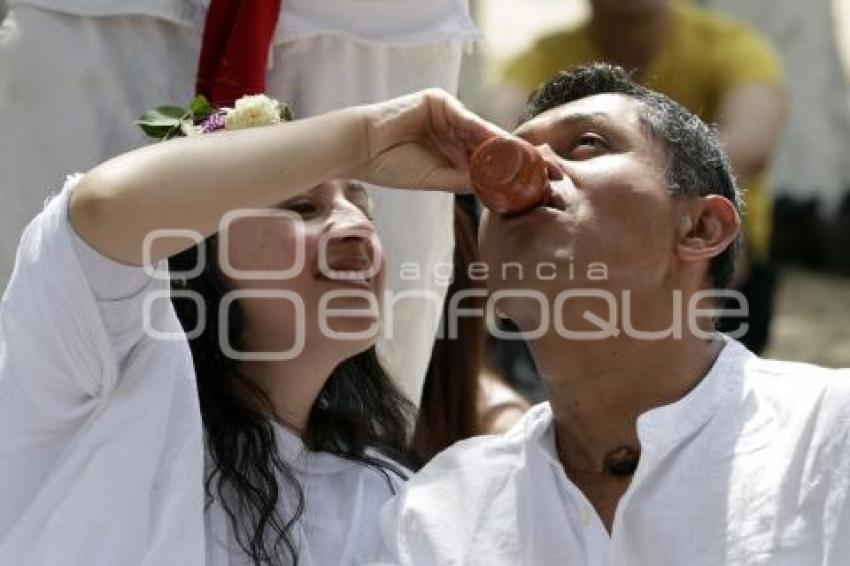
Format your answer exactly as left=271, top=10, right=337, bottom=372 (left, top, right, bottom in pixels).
left=322, top=201, right=380, bottom=265
left=328, top=201, right=375, bottom=236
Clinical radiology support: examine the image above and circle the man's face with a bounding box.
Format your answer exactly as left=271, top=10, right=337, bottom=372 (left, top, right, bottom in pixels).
left=479, top=93, right=682, bottom=327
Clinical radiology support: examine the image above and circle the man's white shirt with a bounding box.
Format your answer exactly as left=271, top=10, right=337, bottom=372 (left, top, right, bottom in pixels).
left=377, top=338, right=850, bottom=565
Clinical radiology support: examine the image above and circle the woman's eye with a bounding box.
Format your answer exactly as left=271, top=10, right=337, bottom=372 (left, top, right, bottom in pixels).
left=282, top=200, right=318, bottom=216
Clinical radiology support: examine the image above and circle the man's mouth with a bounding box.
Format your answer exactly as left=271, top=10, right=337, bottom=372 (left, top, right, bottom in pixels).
left=543, top=184, right=569, bottom=212
left=507, top=179, right=569, bottom=217
left=498, top=180, right=572, bottom=229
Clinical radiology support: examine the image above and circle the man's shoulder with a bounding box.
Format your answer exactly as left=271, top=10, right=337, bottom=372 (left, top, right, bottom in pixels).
left=744, top=352, right=850, bottom=397
left=424, top=402, right=549, bottom=470
left=400, top=402, right=551, bottom=497
left=737, top=347, right=850, bottom=433
left=377, top=405, right=551, bottom=563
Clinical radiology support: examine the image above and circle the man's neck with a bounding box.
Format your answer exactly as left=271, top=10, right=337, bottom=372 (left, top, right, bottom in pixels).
left=589, top=6, right=672, bottom=76
left=528, top=331, right=723, bottom=473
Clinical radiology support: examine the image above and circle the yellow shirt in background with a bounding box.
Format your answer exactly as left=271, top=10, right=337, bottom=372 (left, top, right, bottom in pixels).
left=503, top=2, right=783, bottom=260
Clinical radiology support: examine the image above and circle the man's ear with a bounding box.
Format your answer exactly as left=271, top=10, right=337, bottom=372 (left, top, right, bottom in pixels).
left=676, top=195, right=740, bottom=263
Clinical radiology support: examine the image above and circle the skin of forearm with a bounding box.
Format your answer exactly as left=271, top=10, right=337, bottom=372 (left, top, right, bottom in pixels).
left=68, top=107, right=367, bottom=266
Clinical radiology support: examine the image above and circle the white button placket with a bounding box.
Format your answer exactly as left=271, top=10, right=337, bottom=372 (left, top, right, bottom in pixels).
left=555, top=470, right=613, bottom=565
left=579, top=505, right=593, bottom=528
left=608, top=442, right=664, bottom=565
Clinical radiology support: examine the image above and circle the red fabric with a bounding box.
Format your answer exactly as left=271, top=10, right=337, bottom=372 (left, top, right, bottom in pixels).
left=195, top=0, right=283, bottom=107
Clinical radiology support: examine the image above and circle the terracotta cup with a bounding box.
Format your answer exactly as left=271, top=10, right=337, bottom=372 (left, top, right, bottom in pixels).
left=470, top=136, right=549, bottom=215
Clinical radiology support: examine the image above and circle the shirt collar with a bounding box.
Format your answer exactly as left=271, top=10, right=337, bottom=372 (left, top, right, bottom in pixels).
left=271, top=421, right=356, bottom=475
left=531, top=335, right=752, bottom=461
left=635, top=335, right=749, bottom=450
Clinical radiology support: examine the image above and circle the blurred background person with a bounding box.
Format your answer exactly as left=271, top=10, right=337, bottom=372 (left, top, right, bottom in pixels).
left=695, top=0, right=850, bottom=274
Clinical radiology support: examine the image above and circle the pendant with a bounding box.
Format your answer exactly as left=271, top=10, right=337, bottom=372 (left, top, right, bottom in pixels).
left=602, top=446, right=640, bottom=477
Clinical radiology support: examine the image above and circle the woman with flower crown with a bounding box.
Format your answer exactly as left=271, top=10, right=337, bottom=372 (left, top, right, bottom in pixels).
left=0, top=90, right=504, bottom=565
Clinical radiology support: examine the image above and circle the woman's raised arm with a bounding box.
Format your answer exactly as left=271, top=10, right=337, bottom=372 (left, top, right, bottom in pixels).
left=69, top=90, right=505, bottom=266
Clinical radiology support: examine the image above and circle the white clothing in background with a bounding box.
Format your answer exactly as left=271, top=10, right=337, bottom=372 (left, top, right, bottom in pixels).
left=701, top=0, right=850, bottom=213
left=0, top=0, right=478, bottom=402
left=377, top=338, right=850, bottom=565
left=0, top=176, right=404, bottom=565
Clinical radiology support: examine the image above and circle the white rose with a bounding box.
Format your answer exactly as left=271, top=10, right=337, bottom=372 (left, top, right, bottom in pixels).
left=224, top=94, right=281, bottom=130
left=180, top=120, right=202, bottom=137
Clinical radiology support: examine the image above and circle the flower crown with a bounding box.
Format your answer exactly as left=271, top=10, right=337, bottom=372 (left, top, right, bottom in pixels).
left=136, top=94, right=295, bottom=140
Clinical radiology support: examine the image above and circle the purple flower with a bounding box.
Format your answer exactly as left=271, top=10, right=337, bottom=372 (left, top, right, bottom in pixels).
left=200, top=110, right=227, bottom=134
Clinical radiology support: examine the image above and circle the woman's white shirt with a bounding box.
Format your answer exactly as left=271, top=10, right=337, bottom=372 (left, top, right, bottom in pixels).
left=0, top=175, right=204, bottom=565
left=206, top=423, right=406, bottom=566
left=0, top=175, right=403, bottom=565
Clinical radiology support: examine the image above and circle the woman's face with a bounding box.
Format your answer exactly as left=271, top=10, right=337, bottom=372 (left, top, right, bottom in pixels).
left=218, top=180, right=385, bottom=361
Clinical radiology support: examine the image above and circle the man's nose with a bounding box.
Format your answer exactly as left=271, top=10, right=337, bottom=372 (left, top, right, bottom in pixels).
left=533, top=144, right=575, bottom=210
left=535, top=143, right=567, bottom=181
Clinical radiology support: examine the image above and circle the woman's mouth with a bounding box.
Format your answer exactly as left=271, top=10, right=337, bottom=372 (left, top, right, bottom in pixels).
left=317, top=258, right=376, bottom=289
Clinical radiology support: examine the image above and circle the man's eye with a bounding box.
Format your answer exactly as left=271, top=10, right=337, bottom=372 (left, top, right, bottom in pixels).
left=576, top=133, right=607, bottom=149
left=565, top=133, right=609, bottom=159
left=282, top=200, right=318, bottom=216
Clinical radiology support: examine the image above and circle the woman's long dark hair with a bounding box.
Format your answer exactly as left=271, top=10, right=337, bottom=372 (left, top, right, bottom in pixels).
left=169, top=235, right=414, bottom=566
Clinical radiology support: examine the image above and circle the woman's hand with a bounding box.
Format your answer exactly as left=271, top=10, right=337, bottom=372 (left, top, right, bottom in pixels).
left=349, top=89, right=508, bottom=192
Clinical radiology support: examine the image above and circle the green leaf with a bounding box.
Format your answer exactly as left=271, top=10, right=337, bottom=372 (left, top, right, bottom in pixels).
left=280, top=103, right=295, bottom=122
left=135, top=104, right=191, bottom=140
left=137, top=123, right=181, bottom=140
left=135, top=105, right=186, bottom=128
left=137, top=105, right=186, bottom=124
left=189, top=95, right=214, bottom=118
